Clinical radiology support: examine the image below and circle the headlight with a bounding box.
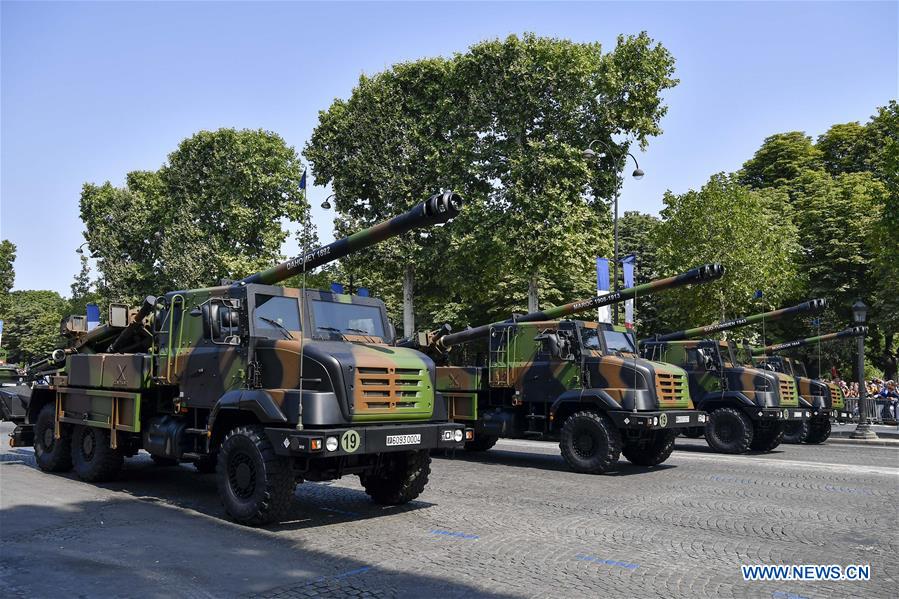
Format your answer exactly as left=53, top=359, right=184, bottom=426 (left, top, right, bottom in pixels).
left=453, top=430, right=463, bottom=443
left=325, top=436, right=339, bottom=452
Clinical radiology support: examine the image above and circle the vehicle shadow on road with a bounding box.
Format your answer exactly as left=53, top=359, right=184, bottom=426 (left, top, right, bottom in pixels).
left=436, top=448, right=677, bottom=477
left=673, top=441, right=785, bottom=457
left=0, top=494, right=517, bottom=599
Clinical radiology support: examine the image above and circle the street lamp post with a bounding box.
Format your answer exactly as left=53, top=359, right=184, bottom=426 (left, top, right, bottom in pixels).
left=850, top=299, right=878, bottom=440
left=583, top=140, right=644, bottom=325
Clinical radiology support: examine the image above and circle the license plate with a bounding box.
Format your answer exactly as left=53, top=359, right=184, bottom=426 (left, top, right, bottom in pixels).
left=794, top=411, right=803, bottom=418
left=675, top=415, right=690, bottom=424
left=386, top=434, right=421, bottom=447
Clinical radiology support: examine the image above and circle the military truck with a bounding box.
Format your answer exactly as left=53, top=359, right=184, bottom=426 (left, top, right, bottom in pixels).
left=7, top=192, right=471, bottom=525
left=640, top=300, right=825, bottom=454
left=419, top=264, right=723, bottom=474
left=749, top=327, right=866, bottom=443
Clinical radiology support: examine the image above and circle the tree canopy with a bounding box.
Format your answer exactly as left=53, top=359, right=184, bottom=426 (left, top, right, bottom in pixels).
left=305, top=32, right=678, bottom=333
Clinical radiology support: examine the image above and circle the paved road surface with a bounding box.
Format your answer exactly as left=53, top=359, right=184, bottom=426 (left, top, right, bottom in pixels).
left=1, top=421, right=896, bottom=598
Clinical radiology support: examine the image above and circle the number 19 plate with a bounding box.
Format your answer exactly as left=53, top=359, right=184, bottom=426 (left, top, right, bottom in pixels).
left=386, top=434, right=421, bottom=447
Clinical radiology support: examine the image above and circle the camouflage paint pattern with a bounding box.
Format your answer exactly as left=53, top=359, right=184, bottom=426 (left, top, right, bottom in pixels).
left=652, top=299, right=827, bottom=342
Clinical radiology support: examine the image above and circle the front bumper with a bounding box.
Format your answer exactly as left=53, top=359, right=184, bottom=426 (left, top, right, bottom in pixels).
left=265, top=421, right=471, bottom=457
left=748, top=407, right=811, bottom=421
left=606, top=410, right=707, bottom=431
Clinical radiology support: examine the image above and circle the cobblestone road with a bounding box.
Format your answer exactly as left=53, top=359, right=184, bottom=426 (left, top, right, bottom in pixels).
left=1, top=421, right=896, bottom=598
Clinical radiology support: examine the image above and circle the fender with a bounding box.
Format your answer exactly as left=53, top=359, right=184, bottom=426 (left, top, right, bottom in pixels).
left=208, top=389, right=288, bottom=433
left=696, top=391, right=755, bottom=411
left=549, top=389, right=624, bottom=419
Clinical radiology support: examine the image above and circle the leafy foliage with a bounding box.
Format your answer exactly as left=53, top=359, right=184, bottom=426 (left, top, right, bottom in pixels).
left=653, top=174, right=800, bottom=332
left=739, top=132, right=823, bottom=189
left=1, top=290, right=68, bottom=365
left=305, top=32, right=677, bottom=333
left=616, top=211, right=662, bottom=336
left=80, top=129, right=313, bottom=304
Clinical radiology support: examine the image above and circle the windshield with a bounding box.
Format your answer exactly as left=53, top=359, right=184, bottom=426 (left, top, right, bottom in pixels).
left=790, top=359, right=807, bottom=377
left=602, top=330, right=637, bottom=354
left=254, top=295, right=301, bottom=339
left=312, top=300, right=386, bottom=338
left=580, top=328, right=601, bottom=350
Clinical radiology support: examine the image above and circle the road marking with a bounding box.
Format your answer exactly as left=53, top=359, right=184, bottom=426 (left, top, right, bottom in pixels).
left=494, top=439, right=899, bottom=477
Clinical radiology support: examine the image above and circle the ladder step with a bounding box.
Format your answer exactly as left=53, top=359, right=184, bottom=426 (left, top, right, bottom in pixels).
left=182, top=452, right=207, bottom=461
left=185, top=428, right=208, bottom=435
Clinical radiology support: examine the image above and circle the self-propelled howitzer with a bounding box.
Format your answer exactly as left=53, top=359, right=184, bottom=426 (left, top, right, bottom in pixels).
left=433, top=263, right=724, bottom=351
left=749, top=326, right=867, bottom=443
left=433, top=264, right=723, bottom=474
left=640, top=299, right=827, bottom=454
left=11, top=191, right=471, bottom=526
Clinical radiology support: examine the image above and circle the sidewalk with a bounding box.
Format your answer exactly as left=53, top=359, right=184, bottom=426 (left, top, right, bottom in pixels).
left=829, top=423, right=899, bottom=446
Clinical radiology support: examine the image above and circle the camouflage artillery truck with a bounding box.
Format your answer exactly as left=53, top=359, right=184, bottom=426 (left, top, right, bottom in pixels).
left=7, top=192, right=471, bottom=525
left=749, top=326, right=867, bottom=443
left=418, top=264, right=723, bottom=474
left=640, top=300, right=825, bottom=454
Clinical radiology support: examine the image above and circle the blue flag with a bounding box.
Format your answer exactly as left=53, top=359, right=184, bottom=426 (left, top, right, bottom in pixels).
left=300, top=169, right=307, bottom=191
left=330, top=282, right=344, bottom=294
left=753, top=290, right=763, bottom=300
left=357, top=287, right=370, bottom=297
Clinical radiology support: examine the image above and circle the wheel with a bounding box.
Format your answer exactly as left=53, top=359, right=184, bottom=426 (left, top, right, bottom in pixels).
left=705, top=407, right=753, bottom=454
left=750, top=422, right=785, bottom=452
left=681, top=426, right=704, bottom=439
left=804, top=417, right=831, bottom=444
left=216, top=425, right=294, bottom=525
left=194, top=453, right=218, bottom=474
left=33, top=403, right=72, bottom=472
left=150, top=454, right=179, bottom=466
left=71, top=425, right=124, bottom=482
left=559, top=411, right=621, bottom=474
left=464, top=434, right=498, bottom=452
left=622, top=429, right=676, bottom=466
left=360, top=450, right=431, bottom=505
left=782, top=420, right=809, bottom=444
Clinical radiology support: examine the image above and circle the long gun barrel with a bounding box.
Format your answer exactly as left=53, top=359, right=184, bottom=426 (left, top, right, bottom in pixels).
left=653, top=298, right=827, bottom=342
left=436, top=263, right=724, bottom=350
left=236, top=191, right=463, bottom=287
left=750, top=326, right=867, bottom=355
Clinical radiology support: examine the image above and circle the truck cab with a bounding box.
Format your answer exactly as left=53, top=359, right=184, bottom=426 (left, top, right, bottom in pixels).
left=640, top=339, right=807, bottom=453
left=438, top=319, right=706, bottom=474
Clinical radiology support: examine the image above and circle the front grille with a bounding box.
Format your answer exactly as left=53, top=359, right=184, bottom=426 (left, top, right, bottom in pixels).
left=779, top=379, right=797, bottom=405
left=357, top=367, right=427, bottom=412
left=655, top=372, right=688, bottom=407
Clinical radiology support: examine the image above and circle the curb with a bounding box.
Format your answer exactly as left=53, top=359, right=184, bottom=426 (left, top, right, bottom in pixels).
left=826, top=437, right=899, bottom=447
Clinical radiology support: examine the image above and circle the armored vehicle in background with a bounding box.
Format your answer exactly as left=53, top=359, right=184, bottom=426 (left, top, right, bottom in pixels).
left=8, top=192, right=470, bottom=525
left=640, top=300, right=825, bottom=454
left=750, top=327, right=866, bottom=442
left=423, top=264, right=723, bottom=474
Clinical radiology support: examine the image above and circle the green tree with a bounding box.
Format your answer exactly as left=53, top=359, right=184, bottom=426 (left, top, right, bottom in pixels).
left=67, top=254, right=100, bottom=317
left=653, top=174, right=800, bottom=332
left=0, top=240, right=15, bottom=319
left=1, top=290, right=68, bottom=365
left=816, top=122, right=869, bottom=175
left=306, top=32, right=678, bottom=334
left=739, top=131, right=823, bottom=189
left=80, top=129, right=313, bottom=304
left=616, top=211, right=662, bottom=336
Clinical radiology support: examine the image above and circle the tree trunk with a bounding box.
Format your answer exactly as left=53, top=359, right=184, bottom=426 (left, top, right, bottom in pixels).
left=403, top=264, right=415, bottom=337
left=527, top=274, right=539, bottom=313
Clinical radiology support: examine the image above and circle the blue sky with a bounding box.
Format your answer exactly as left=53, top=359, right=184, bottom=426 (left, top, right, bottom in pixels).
left=2, top=1, right=896, bottom=295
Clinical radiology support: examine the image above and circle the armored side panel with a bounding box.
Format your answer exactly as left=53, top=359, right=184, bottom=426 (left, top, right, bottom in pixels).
left=67, top=354, right=152, bottom=391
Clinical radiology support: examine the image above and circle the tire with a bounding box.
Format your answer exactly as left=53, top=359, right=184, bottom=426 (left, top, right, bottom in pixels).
left=360, top=450, right=431, bottom=505
left=559, top=411, right=621, bottom=474
left=464, top=434, right=498, bottom=452
left=750, top=422, right=785, bottom=452
left=150, top=454, right=179, bottom=466
left=782, top=420, right=809, bottom=444
left=71, top=425, right=124, bottom=482
left=217, top=425, right=295, bottom=526
left=33, top=403, right=72, bottom=472
left=681, top=426, right=704, bottom=439
left=804, top=417, right=831, bottom=444
left=705, top=407, right=753, bottom=454
left=194, top=453, right=218, bottom=474
left=622, top=429, right=676, bottom=466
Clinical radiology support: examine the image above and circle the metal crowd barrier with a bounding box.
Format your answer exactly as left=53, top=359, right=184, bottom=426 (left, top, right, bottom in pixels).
left=842, top=396, right=898, bottom=424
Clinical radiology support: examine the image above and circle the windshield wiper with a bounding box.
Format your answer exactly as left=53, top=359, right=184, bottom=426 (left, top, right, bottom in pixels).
left=258, top=316, right=294, bottom=340
left=316, top=326, right=347, bottom=340
left=344, top=327, right=373, bottom=335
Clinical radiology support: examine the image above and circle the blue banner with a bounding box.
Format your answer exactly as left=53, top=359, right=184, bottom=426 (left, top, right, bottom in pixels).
left=596, top=258, right=610, bottom=292
left=86, top=303, right=100, bottom=331
left=330, top=282, right=344, bottom=294
left=623, top=261, right=635, bottom=328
